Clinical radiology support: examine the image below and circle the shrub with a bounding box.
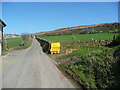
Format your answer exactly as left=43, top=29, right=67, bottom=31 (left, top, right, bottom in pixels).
left=63, top=48, right=117, bottom=89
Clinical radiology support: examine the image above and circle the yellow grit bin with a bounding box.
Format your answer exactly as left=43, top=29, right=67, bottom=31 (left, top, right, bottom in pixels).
left=50, top=42, right=60, bottom=54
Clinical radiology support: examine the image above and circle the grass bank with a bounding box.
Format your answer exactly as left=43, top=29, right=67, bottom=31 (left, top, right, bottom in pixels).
left=58, top=46, right=120, bottom=89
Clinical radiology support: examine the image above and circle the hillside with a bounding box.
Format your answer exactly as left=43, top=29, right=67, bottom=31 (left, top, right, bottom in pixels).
left=34, top=22, right=120, bottom=37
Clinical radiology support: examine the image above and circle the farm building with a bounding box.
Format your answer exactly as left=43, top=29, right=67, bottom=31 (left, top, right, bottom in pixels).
left=0, top=19, right=6, bottom=56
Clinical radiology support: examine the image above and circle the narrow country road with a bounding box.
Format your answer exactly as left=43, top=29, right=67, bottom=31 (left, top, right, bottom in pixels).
left=2, top=39, right=74, bottom=88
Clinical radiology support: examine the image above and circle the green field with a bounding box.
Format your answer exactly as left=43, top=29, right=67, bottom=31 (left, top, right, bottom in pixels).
left=2, top=38, right=32, bottom=55
left=41, top=33, right=118, bottom=42
left=6, top=38, right=23, bottom=49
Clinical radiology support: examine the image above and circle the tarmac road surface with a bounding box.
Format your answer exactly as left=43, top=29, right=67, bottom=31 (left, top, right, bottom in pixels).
left=2, top=39, right=74, bottom=88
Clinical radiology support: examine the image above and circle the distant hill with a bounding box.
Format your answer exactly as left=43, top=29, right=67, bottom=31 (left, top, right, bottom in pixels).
left=5, top=34, right=20, bottom=39
left=33, top=22, right=120, bottom=37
